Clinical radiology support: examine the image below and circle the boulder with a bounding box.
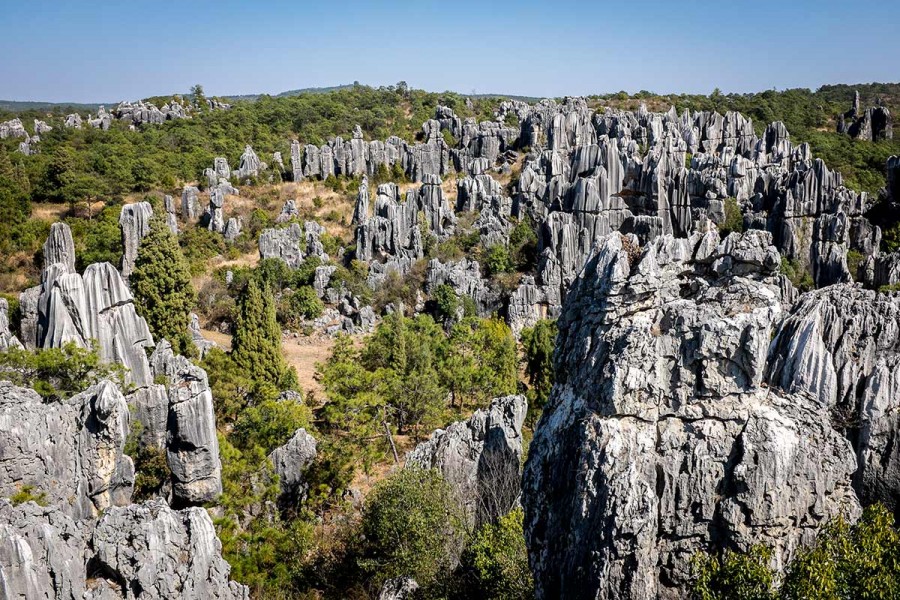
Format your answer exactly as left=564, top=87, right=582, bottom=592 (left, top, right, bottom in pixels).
left=268, top=428, right=317, bottom=501
left=408, top=395, right=527, bottom=527
left=90, top=499, right=248, bottom=599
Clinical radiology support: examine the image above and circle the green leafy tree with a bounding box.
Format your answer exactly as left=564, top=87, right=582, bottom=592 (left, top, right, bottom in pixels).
left=433, top=283, right=459, bottom=323
left=130, top=218, right=196, bottom=355
left=359, top=468, right=466, bottom=590
left=446, top=317, right=518, bottom=408
left=484, top=244, right=513, bottom=276
left=691, top=545, right=776, bottom=600
left=318, top=334, right=386, bottom=472
left=521, top=319, right=558, bottom=410
left=0, top=342, right=125, bottom=400
left=468, top=507, right=534, bottom=600
left=232, top=278, right=292, bottom=388
left=781, top=504, right=900, bottom=600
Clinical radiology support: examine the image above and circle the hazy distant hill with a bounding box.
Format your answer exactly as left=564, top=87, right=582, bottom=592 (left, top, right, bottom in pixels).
left=0, top=100, right=104, bottom=112
left=1, top=82, right=543, bottom=112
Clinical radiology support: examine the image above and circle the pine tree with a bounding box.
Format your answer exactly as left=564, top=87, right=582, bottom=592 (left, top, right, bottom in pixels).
left=131, top=217, right=196, bottom=355
left=232, top=278, right=291, bottom=387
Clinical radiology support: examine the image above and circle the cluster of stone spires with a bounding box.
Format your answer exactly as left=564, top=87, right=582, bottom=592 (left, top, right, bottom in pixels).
left=837, top=90, right=893, bottom=141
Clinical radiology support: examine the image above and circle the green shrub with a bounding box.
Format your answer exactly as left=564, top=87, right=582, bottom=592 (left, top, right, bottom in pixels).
left=721, top=198, right=744, bottom=237
left=124, top=419, right=171, bottom=503
left=509, top=215, right=538, bottom=272
left=10, top=485, right=48, bottom=507
left=520, top=319, right=557, bottom=412
left=484, top=244, right=513, bottom=277
left=781, top=504, right=900, bottom=600
left=433, top=283, right=459, bottom=323
left=359, top=468, right=466, bottom=590
left=468, top=507, right=534, bottom=600
left=691, top=504, right=900, bottom=600
left=691, top=545, right=776, bottom=600
left=0, top=342, right=125, bottom=400
left=780, top=257, right=814, bottom=292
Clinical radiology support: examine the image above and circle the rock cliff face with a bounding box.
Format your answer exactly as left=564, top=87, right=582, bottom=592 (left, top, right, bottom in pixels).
left=259, top=221, right=330, bottom=268
left=15, top=226, right=222, bottom=508
left=0, top=498, right=248, bottom=600
left=20, top=254, right=155, bottom=387
left=119, top=201, right=154, bottom=278
left=766, top=285, right=900, bottom=515
left=523, top=232, right=860, bottom=599
left=0, top=380, right=134, bottom=520
left=503, top=99, right=880, bottom=333
left=150, top=341, right=223, bottom=505
left=408, top=395, right=527, bottom=527
left=89, top=500, right=248, bottom=599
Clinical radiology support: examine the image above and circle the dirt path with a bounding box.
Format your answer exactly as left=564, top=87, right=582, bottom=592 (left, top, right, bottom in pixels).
left=280, top=334, right=335, bottom=401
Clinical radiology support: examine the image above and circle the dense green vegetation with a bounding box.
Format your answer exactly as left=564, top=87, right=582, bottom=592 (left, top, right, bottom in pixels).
left=358, top=468, right=467, bottom=590
left=520, top=319, right=557, bottom=415
left=317, top=312, right=517, bottom=473
left=0, top=342, right=125, bottom=400
left=692, top=503, right=900, bottom=600
left=130, top=218, right=196, bottom=355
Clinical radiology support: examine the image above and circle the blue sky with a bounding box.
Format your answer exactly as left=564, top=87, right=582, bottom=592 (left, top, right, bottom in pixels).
left=1, top=0, right=898, bottom=102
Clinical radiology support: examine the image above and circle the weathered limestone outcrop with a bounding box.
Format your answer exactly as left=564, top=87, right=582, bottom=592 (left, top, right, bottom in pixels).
left=20, top=253, right=155, bottom=387
left=408, top=395, right=527, bottom=527
left=88, top=107, right=111, bottom=130
left=181, top=185, right=201, bottom=221
left=377, top=577, right=419, bottom=600
left=0, top=500, right=86, bottom=600
left=44, top=221, right=77, bottom=273
left=0, top=298, right=22, bottom=351
left=766, top=285, right=900, bottom=515
left=0, top=499, right=248, bottom=600
left=0, top=380, right=134, bottom=520
left=90, top=500, right=248, bottom=599
left=233, top=145, right=264, bottom=180
left=164, top=194, right=179, bottom=234
left=838, top=91, right=893, bottom=141
left=276, top=199, right=299, bottom=223
left=259, top=221, right=329, bottom=268
left=150, top=341, right=222, bottom=505
left=119, top=201, right=153, bottom=278
left=268, top=428, right=317, bottom=501
left=0, top=118, right=27, bottom=139
left=424, top=258, right=498, bottom=316
left=64, top=113, right=83, bottom=129
left=189, top=313, right=217, bottom=357
left=523, top=232, right=859, bottom=599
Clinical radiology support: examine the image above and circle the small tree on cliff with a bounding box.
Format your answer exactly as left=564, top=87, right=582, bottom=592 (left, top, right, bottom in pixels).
left=131, top=218, right=195, bottom=355
left=231, top=278, right=293, bottom=389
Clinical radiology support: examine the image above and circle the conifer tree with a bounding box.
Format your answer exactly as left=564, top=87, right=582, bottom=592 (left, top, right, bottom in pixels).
left=130, top=217, right=196, bottom=355
left=232, top=278, right=290, bottom=387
